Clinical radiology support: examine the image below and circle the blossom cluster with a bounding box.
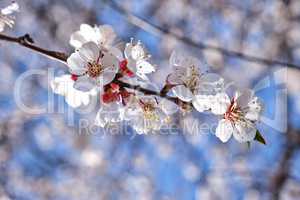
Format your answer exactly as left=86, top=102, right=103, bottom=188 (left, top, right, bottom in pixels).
left=51, top=24, right=264, bottom=144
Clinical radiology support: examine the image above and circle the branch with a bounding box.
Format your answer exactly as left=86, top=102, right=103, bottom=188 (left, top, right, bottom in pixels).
left=108, top=0, right=300, bottom=70
left=0, top=33, right=68, bottom=64
left=0, top=33, right=180, bottom=103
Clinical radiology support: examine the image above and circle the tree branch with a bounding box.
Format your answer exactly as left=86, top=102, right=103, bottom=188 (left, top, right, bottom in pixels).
left=0, top=33, right=180, bottom=104
left=0, top=33, right=68, bottom=64
left=108, top=0, right=300, bottom=70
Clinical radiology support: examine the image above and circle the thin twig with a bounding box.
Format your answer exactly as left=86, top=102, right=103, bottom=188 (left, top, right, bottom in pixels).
left=0, top=33, right=179, bottom=103
left=108, top=0, right=300, bottom=70
left=0, top=33, right=68, bottom=64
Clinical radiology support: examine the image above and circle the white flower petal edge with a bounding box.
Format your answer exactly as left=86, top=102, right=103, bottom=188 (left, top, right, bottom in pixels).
left=214, top=90, right=263, bottom=143
left=215, top=119, right=233, bottom=143
left=168, top=50, right=225, bottom=102
left=95, top=102, right=124, bottom=127
left=70, top=24, right=116, bottom=49
left=51, top=75, right=96, bottom=108
left=124, top=39, right=155, bottom=80
left=67, top=41, right=119, bottom=92
left=123, top=96, right=169, bottom=134
left=0, top=2, right=19, bottom=32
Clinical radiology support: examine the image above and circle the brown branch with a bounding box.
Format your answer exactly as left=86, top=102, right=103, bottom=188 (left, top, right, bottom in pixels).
left=0, top=33, right=180, bottom=103
left=0, top=33, right=68, bottom=64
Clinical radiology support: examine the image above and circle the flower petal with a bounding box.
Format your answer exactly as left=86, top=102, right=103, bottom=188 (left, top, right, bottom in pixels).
left=210, top=92, right=231, bottom=115
left=159, top=99, right=178, bottom=115
left=79, top=42, right=100, bottom=61
left=215, top=119, right=233, bottom=143
left=73, top=76, right=96, bottom=92
left=136, top=60, right=155, bottom=74
left=233, top=121, right=256, bottom=142
left=67, top=52, right=87, bottom=75
left=69, top=31, right=87, bottom=49
left=192, top=95, right=213, bottom=112
left=235, top=89, right=254, bottom=108
left=172, top=85, right=194, bottom=102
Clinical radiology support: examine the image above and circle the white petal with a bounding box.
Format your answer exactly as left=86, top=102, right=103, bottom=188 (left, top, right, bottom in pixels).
left=79, top=24, right=96, bottom=40
left=0, top=21, right=5, bottom=32
left=73, top=76, right=96, bottom=92
left=124, top=43, right=133, bottom=59
left=51, top=75, right=72, bottom=95
left=215, top=119, right=233, bottom=143
left=245, top=97, right=263, bottom=121
left=192, top=95, right=212, bottom=112
left=126, top=58, right=137, bottom=73
left=131, top=43, right=145, bottom=60
left=172, top=85, right=194, bottom=102
left=79, top=42, right=100, bottom=61
left=236, top=89, right=254, bottom=108
left=233, top=121, right=256, bottom=142
left=210, top=93, right=231, bottom=115
left=69, top=31, right=87, bottom=49
left=67, top=52, right=87, bottom=75
left=1, top=2, right=19, bottom=15
left=98, top=70, right=116, bottom=86
left=109, top=47, right=123, bottom=61
left=136, top=60, right=155, bottom=74
left=65, top=90, right=84, bottom=108
left=95, top=110, right=106, bottom=127
left=101, top=52, right=119, bottom=72
left=159, top=99, right=178, bottom=115
left=98, top=25, right=116, bottom=46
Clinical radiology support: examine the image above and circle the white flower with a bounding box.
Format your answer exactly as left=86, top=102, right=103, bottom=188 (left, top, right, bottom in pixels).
left=51, top=74, right=97, bottom=108
left=70, top=24, right=116, bottom=49
left=95, top=101, right=124, bottom=127
left=67, top=41, right=119, bottom=92
left=213, top=90, right=263, bottom=143
left=0, top=2, right=19, bottom=32
left=123, top=96, right=174, bottom=134
left=123, top=39, right=155, bottom=80
left=168, top=50, right=224, bottom=112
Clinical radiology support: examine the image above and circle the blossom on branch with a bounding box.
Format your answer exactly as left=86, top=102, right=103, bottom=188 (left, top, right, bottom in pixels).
left=168, top=50, right=224, bottom=112
left=70, top=24, right=116, bottom=49
left=67, top=41, right=120, bottom=92
left=51, top=74, right=97, bottom=108
left=214, top=90, right=263, bottom=143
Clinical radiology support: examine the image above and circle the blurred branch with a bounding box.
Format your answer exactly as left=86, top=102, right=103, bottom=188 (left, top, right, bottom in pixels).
left=107, top=0, right=300, bottom=70
left=0, top=33, right=68, bottom=63
left=270, top=127, right=300, bottom=200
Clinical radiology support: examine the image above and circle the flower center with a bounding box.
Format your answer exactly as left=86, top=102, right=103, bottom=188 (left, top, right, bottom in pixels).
left=224, top=100, right=244, bottom=122
left=184, top=66, right=200, bottom=93
left=87, top=61, right=103, bottom=78
left=142, top=103, right=158, bottom=121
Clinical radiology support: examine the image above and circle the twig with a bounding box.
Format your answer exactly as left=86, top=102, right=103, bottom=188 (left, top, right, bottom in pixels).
left=0, top=33, right=68, bottom=64
left=108, top=0, right=300, bottom=70
left=0, top=33, right=179, bottom=103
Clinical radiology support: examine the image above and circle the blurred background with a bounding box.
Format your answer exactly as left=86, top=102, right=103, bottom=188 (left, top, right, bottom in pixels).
left=0, top=0, right=300, bottom=199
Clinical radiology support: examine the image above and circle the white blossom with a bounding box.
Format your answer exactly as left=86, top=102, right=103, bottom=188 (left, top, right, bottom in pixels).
left=51, top=74, right=97, bottom=108
left=168, top=50, right=224, bottom=112
left=123, top=38, right=155, bottom=80
left=67, top=41, right=119, bottom=92
left=95, top=101, right=124, bottom=127
left=0, top=2, right=19, bottom=32
left=70, top=24, right=116, bottom=49
left=123, top=96, right=174, bottom=134
left=214, top=90, right=263, bottom=143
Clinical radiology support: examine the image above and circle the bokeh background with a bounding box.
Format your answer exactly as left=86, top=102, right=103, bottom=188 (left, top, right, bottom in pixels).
left=0, top=0, right=300, bottom=199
